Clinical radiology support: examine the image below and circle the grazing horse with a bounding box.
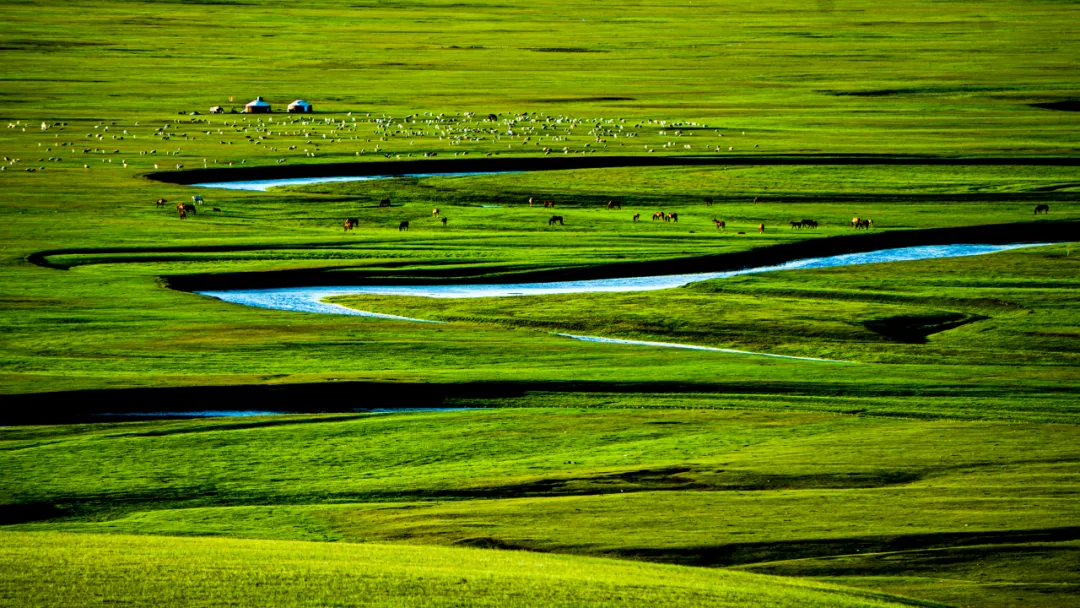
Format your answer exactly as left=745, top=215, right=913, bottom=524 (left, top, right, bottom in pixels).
left=713, top=219, right=725, bottom=231
left=344, top=218, right=358, bottom=231
left=379, top=198, right=391, bottom=207
left=704, top=197, right=713, bottom=206
left=652, top=211, right=664, bottom=221
left=432, top=207, right=440, bottom=218
left=800, top=219, right=818, bottom=229
left=758, top=223, right=765, bottom=234
left=529, top=196, right=534, bottom=208
left=1034, top=204, right=1050, bottom=215
left=177, top=202, right=196, bottom=216
left=548, top=215, right=564, bottom=226
left=851, top=217, right=861, bottom=228
left=543, top=201, right=554, bottom=208
left=606, top=200, right=621, bottom=210
left=854, top=218, right=871, bottom=230
left=177, top=207, right=186, bottom=220
left=790, top=221, right=802, bottom=229
left=398, top=220, right=409, bottom=231
left=192, top=195, right=204, bottom=205
left=666, top=212, right=678, bottom=222
left=753, top=197, right=758, bottom=204
left=155, top=198, right=167, bottom=207
left=633, top=213, right=640, bottom=222
left=441, top=217, right=447, bottom=226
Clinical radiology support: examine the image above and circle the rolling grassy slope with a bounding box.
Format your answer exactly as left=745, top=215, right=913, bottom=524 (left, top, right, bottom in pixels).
left=0, top=531, right=935, bottom=608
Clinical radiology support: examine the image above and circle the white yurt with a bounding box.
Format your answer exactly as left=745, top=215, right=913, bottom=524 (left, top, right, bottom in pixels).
left=288, top=99, right=313, bottom=113
left=245, top=97, right=272, bottom=113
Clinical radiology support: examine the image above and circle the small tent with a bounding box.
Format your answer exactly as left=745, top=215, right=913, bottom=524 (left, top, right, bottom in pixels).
left=245, top=97, right=272, bottom=114
left=288, top=100, right=313, bottom=113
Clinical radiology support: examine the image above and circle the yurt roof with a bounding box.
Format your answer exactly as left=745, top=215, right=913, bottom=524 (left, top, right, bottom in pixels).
left=289, top=100, right=312, bottom=107
left=246, top=97, right=271, bottom=107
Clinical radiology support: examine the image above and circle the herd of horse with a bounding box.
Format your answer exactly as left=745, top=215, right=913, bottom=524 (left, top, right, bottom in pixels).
left=157, top=194, right=1051, bottom=232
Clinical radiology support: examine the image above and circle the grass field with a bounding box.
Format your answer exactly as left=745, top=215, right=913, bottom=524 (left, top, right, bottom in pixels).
left=1, top=0, right=1079, bottom=606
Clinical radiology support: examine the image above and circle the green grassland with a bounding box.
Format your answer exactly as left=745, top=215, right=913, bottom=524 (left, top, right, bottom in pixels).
left=3, top=409, right=1078, bottom=606
left=2, top=0, right=1080, bottom=606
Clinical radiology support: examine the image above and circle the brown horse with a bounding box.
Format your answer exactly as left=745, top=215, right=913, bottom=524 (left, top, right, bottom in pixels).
left=379, top=198, right=391, bottom=207
left=667, top=212, right=678, bottom=223
left=432, top=207, right=440, bottom=218
left=713, top=219, right=725, bottom=231
left=548, top=215, right=564, bottom=226
left=851, top=216, right=861, bottom=228
left=177, top=207, right=186, bottom=220
left=344, top=218, right=358, bottom=231
left=398, top=220, right=409, bottom=231
left=854, top=218, right=871, bottom=230
left=606, top=200, right=621, bottom=210
left=155, top=198, right=167, bottom=207
left=652, top=211, right=664, bottom=221
left=1035, top=204, right=1050, bottom=215
left=758, top=223, right=765, bottom=234
left=543, top=201, right=554, bottom=208
left=177, top=202, right=196, bottom=216
left=633, top=213, right=640, bottom=222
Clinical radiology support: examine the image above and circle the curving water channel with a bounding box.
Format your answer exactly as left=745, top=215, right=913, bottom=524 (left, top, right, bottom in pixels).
left=196, top=242, right=1051, bottom=362
left=192, top=172, right=511, bottom=191
left=198, top=243, right=1047, bottom=317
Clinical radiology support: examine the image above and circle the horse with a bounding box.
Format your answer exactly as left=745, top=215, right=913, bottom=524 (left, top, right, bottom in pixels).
left=548, top=215, right=564, bottom=226
left=344, top=218, right=358, bottom=231
left=633, top=213, right=640, bottom=222
left=177, top=207, right=186, bottom=220
left=753, top=197, right=758, bottom=204
left=398, top=220, right=409, bottom=231
left=379, top=198, right=391, bottom=207
left=790, top=221, right=802, bottom=229
left=713, top=219, right=725, bottom=231
left=211, top=207, right=221, bottom=212
left=652, top=211, right=664, bottom=221
left=854, top=218, right=870, bottom=230
left=606, top=200, right=621, bottom=210
left=529, top=196, right=534, bottom=208
left=155, top=198, right=167, bottom=207
left=1035, top=204, right=1050, bottom=215
left=800, top=219, right=818, bottom=229
left=851, top=216, right=861, bottom=228
left=432, top=207, right=439, bottom=218
left=177, top=202, right=196, bottom=216
left=704, top=197, right=713, bottom=206
left=543, top=201, right=554, bottom=208
left=192, top=195, right=204, bottom=205
left=758, top=223, right=765, bottom=234
left=441, top=217, right=447, bottom=226
left=667, top=212, right=678, bottom=222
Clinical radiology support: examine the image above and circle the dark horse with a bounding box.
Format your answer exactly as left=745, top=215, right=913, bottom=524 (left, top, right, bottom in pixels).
left=344, top=218, right=358, bottom=231
left=606, top=200, right=621, bottom=210
left=398, top=221, right=409, bottom=231
left=1034, top=204, right=1050, bottom=215
left=379, top=198, right=392, bottom=207
left=548, top=215, right=564, bottom=226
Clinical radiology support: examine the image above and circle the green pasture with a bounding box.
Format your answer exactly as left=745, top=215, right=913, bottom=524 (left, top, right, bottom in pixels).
left=3, top=409, right=1078, bottom=606
left=2, top=0, right=1079, bottom=606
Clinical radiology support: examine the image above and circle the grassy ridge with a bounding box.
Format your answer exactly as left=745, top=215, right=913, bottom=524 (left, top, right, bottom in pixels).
left=1, top=531, right=933, bottom=608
